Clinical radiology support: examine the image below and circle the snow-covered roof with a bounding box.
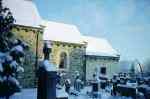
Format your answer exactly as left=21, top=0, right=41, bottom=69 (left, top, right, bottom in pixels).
left=42, top=20, right=119, bottom=57
left=42, top=20, right=84, bottom=44
left=82, top=36, right=120, bottom=57
left=3, top=0, right=42, bottom=28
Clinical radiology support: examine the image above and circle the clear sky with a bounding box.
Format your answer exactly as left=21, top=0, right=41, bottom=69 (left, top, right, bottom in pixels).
left=33, top=0, right=150, bottom=62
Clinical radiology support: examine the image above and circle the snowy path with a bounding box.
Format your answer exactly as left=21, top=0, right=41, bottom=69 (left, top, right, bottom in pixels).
left=6, top=88, right=132, bottom=99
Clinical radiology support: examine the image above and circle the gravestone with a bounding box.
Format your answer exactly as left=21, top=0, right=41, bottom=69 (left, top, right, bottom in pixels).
left=74, top=71, right=83, bottom=93
left=91, top=73, right=100, bottom=98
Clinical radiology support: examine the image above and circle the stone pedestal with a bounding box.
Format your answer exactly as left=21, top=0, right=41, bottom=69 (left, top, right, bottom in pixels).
left=37, top=67, right=57, bottom=99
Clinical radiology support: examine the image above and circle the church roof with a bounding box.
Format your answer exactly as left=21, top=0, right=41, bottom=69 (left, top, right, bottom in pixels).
left=3, top=0, right=42, bottom=28
left=42, top=20, right=84, bottom=44
left=42, top=20, right=119, bottom=57
left=82, top=36, right=120, bottom=57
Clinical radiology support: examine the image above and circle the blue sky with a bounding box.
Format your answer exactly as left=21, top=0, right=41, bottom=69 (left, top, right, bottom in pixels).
left=34, top=0, right=150, bottom=62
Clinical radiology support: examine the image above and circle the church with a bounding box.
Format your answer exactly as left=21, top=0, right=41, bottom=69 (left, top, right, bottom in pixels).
left=4, top=0, right=120, bottom=87
left=42, top=20, right=120, bottom=82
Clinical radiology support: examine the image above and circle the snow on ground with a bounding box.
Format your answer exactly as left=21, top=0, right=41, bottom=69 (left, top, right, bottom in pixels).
left=6, top=87, right=132, bottom=99
left=10, top=89, right=37, bottom=99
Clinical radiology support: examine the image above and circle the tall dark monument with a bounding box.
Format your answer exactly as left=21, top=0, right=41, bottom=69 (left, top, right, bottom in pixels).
left=37, top=41, right=57, bottom=99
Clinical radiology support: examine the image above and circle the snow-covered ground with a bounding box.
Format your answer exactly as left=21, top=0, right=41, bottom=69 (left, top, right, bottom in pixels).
left=6, top=87, right=132, bottom=99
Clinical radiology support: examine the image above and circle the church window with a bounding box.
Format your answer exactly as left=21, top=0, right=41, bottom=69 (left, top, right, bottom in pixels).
left=100, top=67, right=106, bottom=75
left=59, top=52, right=67, bottom=69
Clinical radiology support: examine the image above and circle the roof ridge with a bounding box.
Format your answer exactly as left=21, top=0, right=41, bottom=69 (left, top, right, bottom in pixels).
left=42, top=20, right=77, bottom=28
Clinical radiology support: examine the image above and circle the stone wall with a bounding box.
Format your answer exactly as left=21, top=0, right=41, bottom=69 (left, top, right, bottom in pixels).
left=86, top=55, right=120, bottom=81
left=11, top=25, right=86, bottom=87
left=50, top=41, right=86, bottom=83
left=11, top=25, right=43, bottom=88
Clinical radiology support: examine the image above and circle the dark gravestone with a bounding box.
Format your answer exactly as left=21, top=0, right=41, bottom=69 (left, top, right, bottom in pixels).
left=91, top=73, right=100, bottom=98
left=138, top=85, right=150, bottom=99
left=99, top=75, right=108, bottom=89
left=91, top=81, right=100, bottom=98
left=92, top=82, right=99, bottom=92
left=37, top=66, right=57, bottom=99
left=100, top=80, right=106, bottom=89
left=117, top=84, right=136, bottom=99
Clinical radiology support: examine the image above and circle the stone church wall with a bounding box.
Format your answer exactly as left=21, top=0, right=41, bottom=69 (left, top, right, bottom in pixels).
left=50, top=41, right=86, bottom=83
left=86, top=55, right=119, bottom=81
left=11, top=25, right=43, bottom=88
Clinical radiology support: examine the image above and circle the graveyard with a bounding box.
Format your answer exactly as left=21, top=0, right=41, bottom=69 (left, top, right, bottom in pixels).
left=1, top=0, right=150, bottom=99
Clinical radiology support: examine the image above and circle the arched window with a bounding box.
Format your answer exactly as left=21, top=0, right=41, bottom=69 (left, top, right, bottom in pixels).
left=59, top=52, right=67, bottom=69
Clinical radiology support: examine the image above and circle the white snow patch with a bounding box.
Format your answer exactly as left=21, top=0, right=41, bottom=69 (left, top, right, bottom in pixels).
left=82, top=36, right=120, bottom=57
left=42, top=60, right=56, bottom=71
left=11, top=45, right=23, bottom=52
left=42, top=20, right=84, bottom=44
left=56, top=88, right=69, bottom=98
left=3, top=0, right=42, bottom=27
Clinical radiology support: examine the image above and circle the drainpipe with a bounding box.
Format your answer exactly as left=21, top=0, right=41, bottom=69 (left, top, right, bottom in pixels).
left=34, top=30, right=40, bottom=87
